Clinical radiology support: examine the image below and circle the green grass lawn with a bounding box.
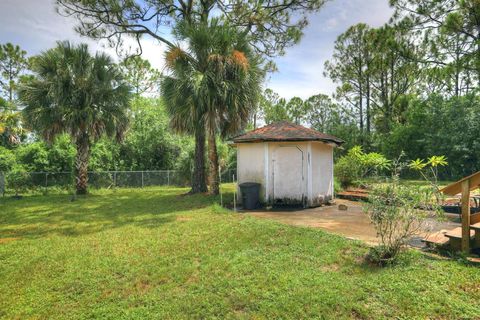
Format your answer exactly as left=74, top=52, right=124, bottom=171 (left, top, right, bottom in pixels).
left=1, top=186, right=480, bottom=319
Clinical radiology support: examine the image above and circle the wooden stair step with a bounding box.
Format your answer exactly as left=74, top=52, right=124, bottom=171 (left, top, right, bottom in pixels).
left=422, top=231, right=450, bottom=246
left=467, top=256, right=480, bottom=264
left=444, top=227, right=474, bottom=240
left=470, top=223, right=480, bottom=231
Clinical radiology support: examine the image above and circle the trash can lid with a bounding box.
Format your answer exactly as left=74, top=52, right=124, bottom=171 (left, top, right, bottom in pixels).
left=239, top=182, right=261, bottom=188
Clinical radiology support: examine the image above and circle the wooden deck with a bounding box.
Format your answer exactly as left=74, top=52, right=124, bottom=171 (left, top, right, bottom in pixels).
left=336, top=189, right=369, bottom=201
left=423, top=226, right=476, bottom=250
left=423, top=230, right=450, bottom=246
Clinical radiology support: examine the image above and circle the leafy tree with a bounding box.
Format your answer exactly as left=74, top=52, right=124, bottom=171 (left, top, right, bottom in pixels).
left=0, top=43, right=28, bottom=101
left=380, top=93, right=480, bottom=180
left=367, top=26, right=420, bottom=133
left=121, top=56, right=162, bottom=96
left=56, top=0, right=327, bottom=60
left=120, top=97, right=182, bottom=171
left=391, top=0, right=479, bottom=94
left=260, top=89, right=291, bottom=124
left=286, top=96, right=305, bottom=124
left=324, top=24, right=372, bottom=133
left=18, top=41, right=131, bottom=194
left=325, top=24, right=420, bottom=135
left=305, top=94, right=338, bottom=132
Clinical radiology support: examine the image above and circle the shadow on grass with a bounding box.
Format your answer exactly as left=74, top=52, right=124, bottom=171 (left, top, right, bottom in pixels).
left=0, top=187, right=230, bottom=240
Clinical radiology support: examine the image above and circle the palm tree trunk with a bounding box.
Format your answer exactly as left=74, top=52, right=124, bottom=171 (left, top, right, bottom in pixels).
left=75, top=136, right=90, bottom=195
left=191, top=126, right=208, bottom=194
left=207, top=126, right=219, bottom=195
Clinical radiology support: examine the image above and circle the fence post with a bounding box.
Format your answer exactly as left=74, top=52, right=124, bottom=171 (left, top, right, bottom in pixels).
left=219, top=166, right=223, bottom=207
left=0, top=171, right=4, bottom=197
left=113, top=171, right=117, bottom=188
left=167, top=170, right=170, bottom=186
left=45, top=173, right=48, bottom=194
left=141, top=171, right=144, bottom=188
left=233, top=174, right=236, bottom=212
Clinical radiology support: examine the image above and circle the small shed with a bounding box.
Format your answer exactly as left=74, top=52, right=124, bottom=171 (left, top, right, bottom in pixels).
left=232, top=121, right=344, bottom=207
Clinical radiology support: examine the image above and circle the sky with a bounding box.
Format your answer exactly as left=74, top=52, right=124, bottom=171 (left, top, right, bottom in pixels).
left=0, top=0, right=393, bottom=99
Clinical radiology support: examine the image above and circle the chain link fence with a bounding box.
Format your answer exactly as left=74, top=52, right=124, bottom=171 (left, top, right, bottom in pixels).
left=0, top=169, right=237, bottom=196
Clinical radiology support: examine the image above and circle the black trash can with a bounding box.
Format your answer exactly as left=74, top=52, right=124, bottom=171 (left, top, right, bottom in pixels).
left=239, top=182, right=261, bottom=210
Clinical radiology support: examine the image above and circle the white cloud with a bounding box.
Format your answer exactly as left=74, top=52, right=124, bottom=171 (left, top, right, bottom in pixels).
left=0, top=0, right=167, bottom=71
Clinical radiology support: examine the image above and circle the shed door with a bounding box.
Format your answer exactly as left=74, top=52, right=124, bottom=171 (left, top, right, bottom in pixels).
left=273, top=146, right=304, bottom=204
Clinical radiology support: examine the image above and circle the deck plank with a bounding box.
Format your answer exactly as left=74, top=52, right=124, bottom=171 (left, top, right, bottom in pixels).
left=470, top=223, right=480, bottom=231
left=422, top=231, right=450, bottom=245
left=445, top=227, right=474, bottom=240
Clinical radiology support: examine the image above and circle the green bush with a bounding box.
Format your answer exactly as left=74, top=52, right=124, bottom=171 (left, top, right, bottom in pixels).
left=174, top=140, right=195, bottom=186
left=364, top=158, right=445, bottom=266
left=16, top=142, right=50, bottom=172
left=0, top=146, right=16, bottom=172
left=335, top=146, right=391, bottom=188
left=6, top=165, right=30, bottom=196
left=333, top=177, right=342, bottom=194
left=335, top=157, right=358, bottom=188
left=48, top=135, right=75, bottom=172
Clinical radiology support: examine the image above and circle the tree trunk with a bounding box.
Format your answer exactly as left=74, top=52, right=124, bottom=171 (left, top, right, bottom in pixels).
left=75, top=136, right=90, bottom=195
left=207, top=126, right=219, bottom=195
left=359, top=85, right=364, bottom=134
left=357, top=56, right=364, bottom=134
left=366, top=74, right=371, bottom=134
left=190, top=126, right=208, bottom=194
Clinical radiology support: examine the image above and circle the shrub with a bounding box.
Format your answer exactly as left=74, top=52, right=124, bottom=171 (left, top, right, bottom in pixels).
left=6, top=165, right=30, bottom=196
left=335, top=146, right=391, bottom=188
left=0, top=146, right=16, bottom=172
left=364, top=157, right=445, bottom=266
left=16, top=142, right=50, bottom=172
left=174, top=141, right=195, bottom=186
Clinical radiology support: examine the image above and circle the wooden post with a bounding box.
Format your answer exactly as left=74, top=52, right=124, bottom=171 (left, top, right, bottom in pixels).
left=461, top=179, right=471, bottom=253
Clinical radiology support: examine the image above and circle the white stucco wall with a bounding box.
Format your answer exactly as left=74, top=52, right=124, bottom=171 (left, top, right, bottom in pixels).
left=310, top=142, right=334, bottom=206
left=236, top=143, right=266, bottom=202
left=236, top=141, right=335, bottom=207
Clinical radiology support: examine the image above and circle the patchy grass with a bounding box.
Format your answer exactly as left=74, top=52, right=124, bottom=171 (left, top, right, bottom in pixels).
left=1, top=185, right=480, bottom=319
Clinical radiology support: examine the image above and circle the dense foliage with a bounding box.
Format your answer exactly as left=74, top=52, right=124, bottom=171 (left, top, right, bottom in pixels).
left=335, top=146, right=391, bottom=188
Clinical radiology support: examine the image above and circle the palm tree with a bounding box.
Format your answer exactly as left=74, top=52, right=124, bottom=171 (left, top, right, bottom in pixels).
left=162, top=20, right=263, bottom=194
left=162, top=43, right=208, bottom=194
left=18, top=41, right=130, bottom=194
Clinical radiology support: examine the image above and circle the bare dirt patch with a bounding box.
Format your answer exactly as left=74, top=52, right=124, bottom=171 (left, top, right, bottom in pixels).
left=0, top=237, right=20, bottom=244
left=176, top=216, right=193, bottom=222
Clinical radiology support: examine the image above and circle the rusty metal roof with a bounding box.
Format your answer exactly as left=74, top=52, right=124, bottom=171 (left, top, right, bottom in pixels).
left=232, top=121, right=344, bottom=145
